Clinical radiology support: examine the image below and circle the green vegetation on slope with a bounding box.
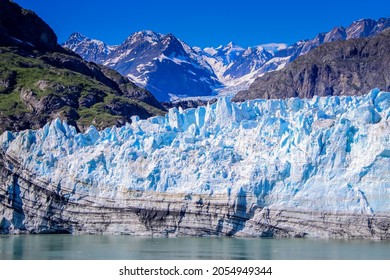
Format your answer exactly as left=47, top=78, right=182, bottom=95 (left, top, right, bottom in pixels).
left=0, top=47, right=165, bottom=133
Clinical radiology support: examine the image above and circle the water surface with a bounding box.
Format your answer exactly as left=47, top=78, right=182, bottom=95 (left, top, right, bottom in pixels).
left=1, top=235, right=389, bottom=260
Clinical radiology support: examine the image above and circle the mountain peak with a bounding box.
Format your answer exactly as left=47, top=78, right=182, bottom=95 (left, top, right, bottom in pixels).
left=346, top=18, right=383, bottom=39
left=63, top=32, right=113, bottom=64
left=134, top=30, right=161, bottom=37
left=68, top=32, right=88, bottom=41
left=142, top=30, right=159, bottom=36
left=354, top=18, right=375, bottom=24
left=162, top=33, right=184, bottom=45
left=162, top=33, right=176, bottom=41
left=223, top=41, right=244, bottom=51
left=126, top=30, right=162, bottom=45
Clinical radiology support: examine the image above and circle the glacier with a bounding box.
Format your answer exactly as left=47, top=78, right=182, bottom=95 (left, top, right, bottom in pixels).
left=1, top=89, right=389, bottom=237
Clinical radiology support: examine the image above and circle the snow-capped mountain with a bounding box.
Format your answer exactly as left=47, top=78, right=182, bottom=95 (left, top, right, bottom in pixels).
left=234, top=28, right=390, bottom=102
left=228, top=17, right=390, bottom=89
left=296, top=17, right=390, bottom=56
left=197, top=42, right=277, bottom=87
left=1, top=89, right=389, bottom=237
left=65, top=31, right=221, bottom=102
left=63, top=17, right=390, bottom=101
left=63, top=32, right=115, bottom=64
left=192, top=17, right=390, bottom=90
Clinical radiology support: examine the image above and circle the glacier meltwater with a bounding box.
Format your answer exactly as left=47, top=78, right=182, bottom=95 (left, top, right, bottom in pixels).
left=0, top=89, right=389, bottom=237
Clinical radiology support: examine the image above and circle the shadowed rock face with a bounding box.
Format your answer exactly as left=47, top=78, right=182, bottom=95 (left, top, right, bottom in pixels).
left=0, top=0, right=58, bottom=51
left=233, top=28, right=390, bottom=102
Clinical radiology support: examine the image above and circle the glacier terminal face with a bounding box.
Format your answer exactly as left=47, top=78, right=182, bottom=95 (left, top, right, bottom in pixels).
left=1, top=89, right=389, bottom=237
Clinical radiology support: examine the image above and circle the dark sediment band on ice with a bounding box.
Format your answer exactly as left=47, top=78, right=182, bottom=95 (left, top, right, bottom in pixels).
left=1, top=152, right=389, bottom=238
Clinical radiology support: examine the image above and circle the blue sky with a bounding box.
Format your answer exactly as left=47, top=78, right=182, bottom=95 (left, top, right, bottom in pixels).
left=13, top=0, right=390, bottom=48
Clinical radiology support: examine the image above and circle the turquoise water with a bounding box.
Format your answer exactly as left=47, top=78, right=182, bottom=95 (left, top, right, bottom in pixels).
left=1, top=235, right=390, bottom=260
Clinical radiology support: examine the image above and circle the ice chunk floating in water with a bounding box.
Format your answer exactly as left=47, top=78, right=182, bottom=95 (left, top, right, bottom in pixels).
left=0, top=89, right=389, bottom=225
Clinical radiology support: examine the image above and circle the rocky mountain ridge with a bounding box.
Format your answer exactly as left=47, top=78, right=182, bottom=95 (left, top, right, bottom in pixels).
left=65, top=30, right=222, bottom=102
left=234, top=28, right=390, bottom=101
left=64, top=17, right=390, bottom=100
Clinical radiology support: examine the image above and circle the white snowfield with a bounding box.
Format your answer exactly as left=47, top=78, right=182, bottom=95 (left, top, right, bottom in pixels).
left=1, top=89, right=389, bottom=214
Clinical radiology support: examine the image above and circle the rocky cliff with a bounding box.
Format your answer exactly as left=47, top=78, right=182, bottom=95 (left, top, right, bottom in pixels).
left=233, top=28, right=390, bottom=101
left=0, top=0, right=58, bottom=51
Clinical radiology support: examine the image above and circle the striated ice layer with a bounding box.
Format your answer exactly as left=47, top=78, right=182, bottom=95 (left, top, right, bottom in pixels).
left=1, top=89, right=389, bottom=214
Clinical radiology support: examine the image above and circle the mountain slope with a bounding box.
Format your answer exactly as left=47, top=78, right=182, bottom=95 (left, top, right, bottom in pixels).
left=0, top=0, right=165, bottom=134
left=197, top=42, right=276, bottom=87
left=64, top=17, right=390, bottom=100
left=61, top=32, right=114, bottom=64
left=65, top=31, right=221, bottom=102
left=222, top=17, right=390, bottom=89
left=233, top=28, right=390, bottom=101
left=0, top=0, right=58, bottom=51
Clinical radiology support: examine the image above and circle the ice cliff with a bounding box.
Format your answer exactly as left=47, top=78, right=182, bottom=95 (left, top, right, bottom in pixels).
left=1, top=89, right=389, bottom=237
